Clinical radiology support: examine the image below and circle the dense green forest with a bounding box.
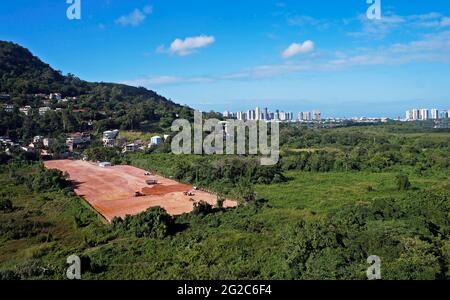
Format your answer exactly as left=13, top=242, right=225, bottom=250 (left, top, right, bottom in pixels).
left=1, top=123, right=449, bottom=280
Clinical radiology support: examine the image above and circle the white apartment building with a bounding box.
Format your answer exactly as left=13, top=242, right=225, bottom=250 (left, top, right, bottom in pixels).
left=255, top=107, right=261, bottom=121
left=247, top=110, right=256, bottom=120
left=405, top=110, right=413, bottom=120
left=420, top=109, right=429, bottom=120
left=299, top=112, right=311, bottom=121
left=412, top=109, right=420, bottom=120
left=278, top=111, right=287, bottom=121
left=431, top=109, right=439, bottom=119
left=312, top=111, right=322, bottom=121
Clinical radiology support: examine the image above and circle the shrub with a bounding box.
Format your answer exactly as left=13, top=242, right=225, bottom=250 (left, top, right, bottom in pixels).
left=0, top=269, right=19, bottom=280
left=216, top=196, right=225, bottom=209
left=234, top=178, right=256, bottom=204
left=395, top=174, right=411, bottom=191
left=115, top=207, right=174, bottom=239
left=0, top=198, right=13, bottom=212
left=192, top=201, right=214, bottom=216
left=27, top=165, right=72, bottom=192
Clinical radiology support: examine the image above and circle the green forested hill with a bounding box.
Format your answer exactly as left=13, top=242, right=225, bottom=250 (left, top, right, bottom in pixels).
left=0, top=41, right=174, bottom=103
left=0, top=41, right=193, bottom=139
left=0, top=41, right=66, bottom=93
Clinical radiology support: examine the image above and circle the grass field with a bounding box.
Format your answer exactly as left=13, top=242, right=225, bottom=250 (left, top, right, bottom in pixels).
left=118, top=131, right=161, bottom=142
left=256, top=170, right=450, bottom=213
left=0, top=165, right=110, bottom=276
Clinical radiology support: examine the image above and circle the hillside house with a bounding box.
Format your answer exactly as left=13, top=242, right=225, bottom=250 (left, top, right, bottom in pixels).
left=122, top=143, right=139, bottom=153
left=66, top=132, right=90, bottom=152
left=43, top=138, right=54, bottom=148
left=49, top=93, right=62, bottom=101
left=33, top=136, right=44, bottom=144
left=0, top=93, right=10, bottom=101
left=19, top=106, right=32, bottom=115
left=103, top=130, right=119, bottom=148
left=150, top=136, right=162, bottom=146
left=39, top=107, right=51, bottom=115
left=4, top=104, right=14, bottom=113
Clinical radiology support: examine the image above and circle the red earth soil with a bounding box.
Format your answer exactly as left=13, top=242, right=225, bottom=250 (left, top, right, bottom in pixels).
left=44, top=160, right=237, bottom=222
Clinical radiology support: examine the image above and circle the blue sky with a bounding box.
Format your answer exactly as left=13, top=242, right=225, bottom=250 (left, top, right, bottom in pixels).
left=1, top=0, right=450, bottom=117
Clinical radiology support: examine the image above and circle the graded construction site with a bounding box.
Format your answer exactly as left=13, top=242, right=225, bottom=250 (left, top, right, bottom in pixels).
left=44, top=160, right=237, bottom=222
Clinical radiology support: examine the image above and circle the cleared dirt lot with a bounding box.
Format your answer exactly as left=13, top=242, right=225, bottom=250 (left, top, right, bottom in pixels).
left=44, top=160, right=237, bottom=222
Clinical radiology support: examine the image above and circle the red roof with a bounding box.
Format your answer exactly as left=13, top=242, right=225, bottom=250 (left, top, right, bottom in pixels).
left=72, top=109, right=89, bottom=113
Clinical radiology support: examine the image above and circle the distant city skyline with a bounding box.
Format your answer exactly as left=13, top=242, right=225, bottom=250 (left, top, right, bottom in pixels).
left=222, top=105, right=450, bottom=120
left=405, top=108, right=450, bottom=121
left=213, top=100, right=450, bottom=119
left=223, top=107, right=320, bottom=122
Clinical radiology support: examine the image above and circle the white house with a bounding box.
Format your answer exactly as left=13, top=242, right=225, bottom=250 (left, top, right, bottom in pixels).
left=150, top=136, right=162, bottom=146
left=4, top=104, right=14, bottom=113
left=103, top=130, right=119, bottom=148
left=123, top=143, right=139, bottom=153
left=39, top=107, right=51, bottom=115
left=33, top=136, right=44, bottom=144
left=103, top=130, right=119, bottom=139
left=49, top=93, right=62, bottom=101
left=43, top=138, right=54, bottom=148
left=19, top=106, right=32, bottom=116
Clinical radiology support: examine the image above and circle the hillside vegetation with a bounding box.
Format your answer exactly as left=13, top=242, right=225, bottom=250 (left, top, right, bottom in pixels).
left=0, top=41, right=193, bottom=141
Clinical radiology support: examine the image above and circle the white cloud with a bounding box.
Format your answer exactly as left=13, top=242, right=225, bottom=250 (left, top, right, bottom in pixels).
left=347, top=14, right=406, bottom=39
left=282, top=41, right=315, bottom=58
left=122, top=75, right=214, bottom=86
left=124, top=31, right=450, bottom=86
left=349, top=12, right=450, bottom=38
left=159, top=35, right=215, bottom=56
left=441, top=17, right=450, bottom=27
left=143, top=5, right=153, bottom=14
left=287, top=15, right=332, bottom=30
left=116, top=6, right=153, bottom=27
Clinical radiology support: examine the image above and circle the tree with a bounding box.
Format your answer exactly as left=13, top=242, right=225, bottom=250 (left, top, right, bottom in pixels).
left=395, top=174, right=411, bottom=191
left=385, top=238, right=441, bottom=280
left=117, top=207, right=173, bottom=239
left=27, top=166, right=71, bottom=192
left=192, top=200, right=214, bottom=216
left=0, top=197, right=13, bottom=212
left=216, top=195, right=225, bottom=209
left=235, top=177, right=256, bottom=204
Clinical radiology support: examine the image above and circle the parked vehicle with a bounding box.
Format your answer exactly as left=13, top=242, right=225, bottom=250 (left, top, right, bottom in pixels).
left=146, top=179, right=158, bottom=185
